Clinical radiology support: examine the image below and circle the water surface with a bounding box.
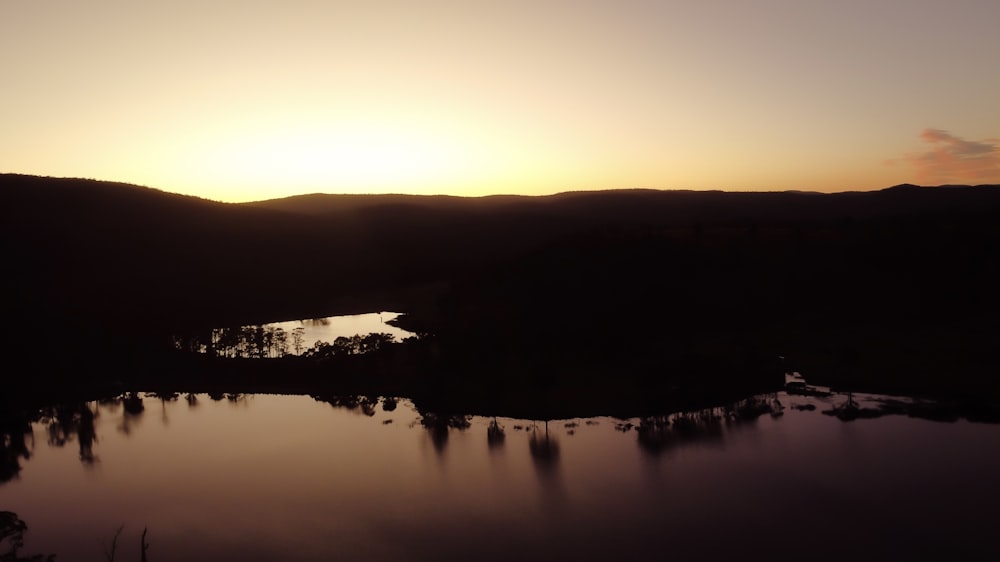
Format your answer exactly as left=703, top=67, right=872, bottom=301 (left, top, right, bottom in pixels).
left=3, top=390, right=998, bottom=561
left=175, top=312, right=415, bottom=357
left=263, top=311, right=415, bottom=351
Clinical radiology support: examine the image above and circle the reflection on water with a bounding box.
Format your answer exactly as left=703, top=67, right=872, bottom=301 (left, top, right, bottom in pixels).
left=3, top=389, right=1000, bottom=561
left=528, top=421, right=560, bottom=468
left=173, top=311, right=416, bottom=358
left=486, top=418, right=505, bottom=449
left=267, top=312, right=416, bottom=354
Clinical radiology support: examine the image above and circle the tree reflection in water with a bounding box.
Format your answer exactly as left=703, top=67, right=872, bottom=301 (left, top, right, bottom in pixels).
left=636, top=394, right=781, bottom=456
left=0, top=419, right=33, bottom=484
left=149, top=391, right=181, bottom=426
left=38, top=404, right=99, bottom=465
left=487, top=417, right=505, bottom=449
left=122, top=393, right=144, bottom=416
left=1, top=391, right=795, bottom=486
left=528, top=420, right=566, bottom=507
left=76, top=406, right=97, bottom=465
left=317, top=394, right=366, bottom=412
left=419, top=412, right=472, bottom=455
left=118, top=393, right=145, bottom=436
left=528, top=421, right=559, bottom=469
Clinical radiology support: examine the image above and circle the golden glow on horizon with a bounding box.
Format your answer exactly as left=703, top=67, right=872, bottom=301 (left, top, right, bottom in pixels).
left=190, top=124, right=472, bottom=194
left=2, top=1, right=999, bottom=202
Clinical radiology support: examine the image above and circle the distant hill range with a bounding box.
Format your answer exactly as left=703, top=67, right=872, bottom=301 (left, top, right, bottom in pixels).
left=3, top=174, right=1000, bottom=398
left=4, top=173, right=999, bottom=324
left=245, top=181, right=1000, bottom=222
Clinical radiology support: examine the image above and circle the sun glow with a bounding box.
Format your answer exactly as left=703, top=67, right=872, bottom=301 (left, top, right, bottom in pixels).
left=4, top=2, right=999, bottom=200
left=186, top=123, right=474, bottom=196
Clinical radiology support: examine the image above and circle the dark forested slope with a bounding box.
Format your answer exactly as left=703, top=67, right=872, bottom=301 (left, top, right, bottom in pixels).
left=4, top=174, right=1000, bottom=400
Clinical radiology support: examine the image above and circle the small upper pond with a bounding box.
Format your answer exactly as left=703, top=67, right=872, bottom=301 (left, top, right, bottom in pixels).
left=3, top=385, right=999, bottom=561
left=174, top=311, right=416, bottom=357
left=264, top=311, right=416, bottom=351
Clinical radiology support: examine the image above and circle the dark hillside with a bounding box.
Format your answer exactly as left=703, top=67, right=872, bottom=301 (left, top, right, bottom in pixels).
left=4, top=174, right=1000, bottom=404
left=249, top=183, right=1000, bottom=224
left=2, top=175, right=370, bottom=375
left=416, top=193, right=1000, bottom=401
left=4, top=175, right=333, bottom=324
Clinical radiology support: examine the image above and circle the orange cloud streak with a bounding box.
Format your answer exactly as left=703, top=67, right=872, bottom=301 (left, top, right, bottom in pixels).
left=890, top=129, right=1000, bottom=183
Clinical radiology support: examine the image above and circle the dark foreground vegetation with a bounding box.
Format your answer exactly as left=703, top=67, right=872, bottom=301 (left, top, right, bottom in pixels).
left=3, top=174, right=1000, bottom=418
left=1, top=511, right=53, bottom=561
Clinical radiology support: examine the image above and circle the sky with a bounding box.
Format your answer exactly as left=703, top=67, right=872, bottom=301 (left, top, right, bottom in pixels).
left=3, top=0, right=999, bottom=202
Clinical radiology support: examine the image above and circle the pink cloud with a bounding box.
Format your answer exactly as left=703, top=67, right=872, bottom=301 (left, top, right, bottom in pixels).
left=889, top=129, right=1000, bottom=183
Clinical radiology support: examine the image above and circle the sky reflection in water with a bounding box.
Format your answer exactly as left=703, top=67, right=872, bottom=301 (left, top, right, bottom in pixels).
left=264, top=312, right=414, bottom=348
left=3, top=392, right=999, bottom=561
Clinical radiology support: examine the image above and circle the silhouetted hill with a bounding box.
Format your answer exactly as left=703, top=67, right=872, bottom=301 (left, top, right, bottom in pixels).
left=4, top=174, right=1000, bottom=401
left=247, top=183, right=1000, bottom=224
left=3, top=174, right=337, bottom=324
left=243, top=192, right=528, bottom=216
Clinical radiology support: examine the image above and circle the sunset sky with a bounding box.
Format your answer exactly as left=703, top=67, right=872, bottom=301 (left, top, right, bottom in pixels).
left=3, top=0, right=999, bottom=202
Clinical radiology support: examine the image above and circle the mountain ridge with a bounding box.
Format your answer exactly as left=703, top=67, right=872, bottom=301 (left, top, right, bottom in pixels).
left=3, top=173, right=1000, bottom=401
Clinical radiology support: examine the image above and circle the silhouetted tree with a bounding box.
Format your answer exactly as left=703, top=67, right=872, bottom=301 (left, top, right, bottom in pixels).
left=1, top=511, right=54, bottom=561
left=274, top=327, right=289, bottom=357
left=291, top=327, right=305, bottom=355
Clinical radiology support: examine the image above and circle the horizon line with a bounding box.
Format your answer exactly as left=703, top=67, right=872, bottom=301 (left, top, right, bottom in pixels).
left=3, top=171, right=997, bottom=205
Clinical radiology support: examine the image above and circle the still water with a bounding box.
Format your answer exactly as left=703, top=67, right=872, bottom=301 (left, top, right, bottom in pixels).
left=263, top=312, right=415, bottom=349
left=186, top=312, right=416, bottom=357
left=3, top=390, right=999, bottom=561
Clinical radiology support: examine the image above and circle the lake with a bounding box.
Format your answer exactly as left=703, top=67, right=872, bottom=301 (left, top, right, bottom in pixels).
left=264, top=312, right=415, bottom=350
left=2, top=388, right=999, bottom=561
left=174, top=312, right=416, bottom=357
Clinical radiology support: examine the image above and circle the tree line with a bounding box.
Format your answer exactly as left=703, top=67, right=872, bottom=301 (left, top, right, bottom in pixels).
left=172, top=326, right=400, bottom=360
